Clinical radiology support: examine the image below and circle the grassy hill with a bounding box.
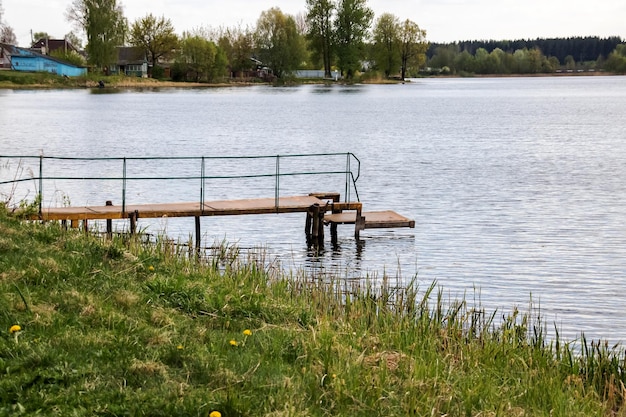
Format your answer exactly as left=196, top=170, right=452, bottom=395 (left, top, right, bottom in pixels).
left=1, top=209, right=625, bottom=416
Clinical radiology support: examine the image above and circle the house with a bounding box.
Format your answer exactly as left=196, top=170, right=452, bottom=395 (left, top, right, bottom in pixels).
left=110, top=47, right=148, bottom=77
left=0, top=42, right=87, bottom=77
left=30, top=38, right=81, bottom=56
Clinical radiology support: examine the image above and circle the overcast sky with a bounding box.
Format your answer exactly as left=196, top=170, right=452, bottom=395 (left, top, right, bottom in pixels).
left=3, top=0, right=625, bottom=47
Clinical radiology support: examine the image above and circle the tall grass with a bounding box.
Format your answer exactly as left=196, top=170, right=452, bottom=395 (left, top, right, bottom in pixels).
left=1, top=210, right=626, bottom=416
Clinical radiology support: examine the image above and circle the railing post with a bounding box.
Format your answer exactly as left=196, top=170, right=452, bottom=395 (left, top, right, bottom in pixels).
left=345, top=153, right=350, bottom=203
left=38, top=154, right=43, bottom=217
left=106, top=200, right=113, bottom=239
left=200, top=156, right=205, bottom=212
left=275, top=154, right=280, bottom=211
left=122, top=157, right=127, bottom=216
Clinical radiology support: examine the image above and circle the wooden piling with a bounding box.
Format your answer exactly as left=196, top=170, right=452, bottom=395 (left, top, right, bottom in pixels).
left=106, top=200, right=113, bottom=238
left=195, top=216, right=201, bottom=258
left=311, top=204, right=320, bottom=243
left=129, top=210, right=138, bottom=235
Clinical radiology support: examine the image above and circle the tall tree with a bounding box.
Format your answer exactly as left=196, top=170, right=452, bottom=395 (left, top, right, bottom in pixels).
left=334, top=0, right=373, bottom=78
left=372, top=13, right=400, bottom=78
left=0, top=25, right=16, bottom=45
left=129, top=14, right=178, bottom=76
left=398, top=19, right=427, bottom=79
left=0, top=0, right=17, bottom=45
left=306, top=0, right=335, bottom=78
left=217, top=25, right=255, bottom=78
left=177, top=34, right=227, bottom=82
left=254, top=8, right=305, bottom=79
left=66, top=0, right=127, bottom=71
left=64, top=31, right=83, bottom=49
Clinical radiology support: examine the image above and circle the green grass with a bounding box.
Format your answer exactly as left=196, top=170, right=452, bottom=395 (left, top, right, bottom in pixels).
left=1, top=210, right=626, bottom=416
left=0, top=70, right=167, bottom=89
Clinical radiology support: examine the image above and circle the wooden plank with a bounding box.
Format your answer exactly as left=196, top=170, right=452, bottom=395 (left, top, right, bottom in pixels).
left=35, top=195, right=330, bottom=221
left=325, top=210, right=415, bottom=229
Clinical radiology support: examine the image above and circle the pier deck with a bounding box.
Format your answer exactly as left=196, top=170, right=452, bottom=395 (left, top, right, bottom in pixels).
left=32, top=193, right=413, bottom=248
left=38, top=195, right=332, bottom=221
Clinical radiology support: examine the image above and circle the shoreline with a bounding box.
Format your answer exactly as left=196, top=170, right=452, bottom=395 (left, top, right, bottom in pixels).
left=0, top=69, right=619, bottom=90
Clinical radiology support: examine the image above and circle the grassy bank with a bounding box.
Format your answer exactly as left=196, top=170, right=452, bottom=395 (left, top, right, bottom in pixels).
left=1, top=210, right=626, bottom=416
left=0, top=70, right=228, bottom=89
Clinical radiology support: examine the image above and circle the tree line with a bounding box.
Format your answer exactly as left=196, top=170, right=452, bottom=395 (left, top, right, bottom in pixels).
left=56, top=0, right=428, bottom=81
left=56, top=0, right=428, bottom=82
left=426, top=36, right=626, bottom=75
left=4, top=0, right=625, bottom=80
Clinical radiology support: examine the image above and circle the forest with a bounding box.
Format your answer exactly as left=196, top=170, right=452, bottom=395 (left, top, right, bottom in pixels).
left=426, top=36, right=626, bottom=75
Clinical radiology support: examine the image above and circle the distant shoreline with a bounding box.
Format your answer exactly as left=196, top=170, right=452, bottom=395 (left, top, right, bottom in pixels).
left=0, top=69, right=618, bottom=90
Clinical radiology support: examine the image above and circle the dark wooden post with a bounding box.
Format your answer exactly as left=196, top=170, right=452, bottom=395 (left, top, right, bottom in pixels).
left=354, top=206, right=365, bottom=240
left=70, top=219, right=79, bottom=229
left=83, top=219, right=89, bottom=234
left=195, top=216, right=201, bottom=259
left=311, top=204, right=320, bottom=245
left=317, top=208, right=325, bottom=246
left=129, top=210, right=138, bottom=235
left=305, top=210, right=312, bottom=237
left=106, top=200, right=113, bottom=239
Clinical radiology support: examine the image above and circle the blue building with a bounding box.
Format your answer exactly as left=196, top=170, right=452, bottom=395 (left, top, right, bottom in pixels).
left=0, top=43, right=87, bottom=77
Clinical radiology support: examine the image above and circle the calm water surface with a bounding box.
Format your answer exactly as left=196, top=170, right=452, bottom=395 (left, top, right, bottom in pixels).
left=2, top=76, right=626, bottom=344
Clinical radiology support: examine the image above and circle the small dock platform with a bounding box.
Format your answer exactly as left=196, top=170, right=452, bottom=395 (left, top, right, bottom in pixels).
left=324, top=210, right=416, bottom=229
left=32, top=192, right=413, bottom=249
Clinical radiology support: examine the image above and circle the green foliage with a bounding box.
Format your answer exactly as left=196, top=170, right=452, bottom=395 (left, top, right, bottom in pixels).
left=306, top=0, right=336, bottom=78
left=129, top=14, right=178, bottom=75
left=254, top=8, right=306, bottom=79
left=398, top=19, right=428, bottom=79
left=49, top=49, right=86, bottom=67
left=31, top=32, right=50, bottom=42
left=150, top=64, right=165, bottom=79
left=605, top=44, right=626, bottom=73
left=218, top=26, right=255, bottom=77
left=429, top=44, right=588, bottom=75
left=335, top=0, right=373, bottom=78
left=176, top=35, right=227, bottom=82
left=2, top=214, right=626, bottom=415
left=371, top=13, right=401, bottom=78
left=67, top=0, right=127, bottom=70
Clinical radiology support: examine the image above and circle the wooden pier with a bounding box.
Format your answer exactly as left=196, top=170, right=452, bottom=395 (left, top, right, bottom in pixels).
left=32, top=192, right=414, bottom=249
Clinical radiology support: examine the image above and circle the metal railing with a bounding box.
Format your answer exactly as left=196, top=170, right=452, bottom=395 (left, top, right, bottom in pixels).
left=0, top=153, right=361, bottom=216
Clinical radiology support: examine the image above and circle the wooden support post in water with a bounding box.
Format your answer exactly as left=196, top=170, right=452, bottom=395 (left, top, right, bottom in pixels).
left=317, top=209, right=325, bottom=246
left=195, top=216, right=201, bottom=258
left=330, top=203, right=342, bottom=244
left=83, top=219, right=89, bottom=234
left=310, top=204, right=320, bottom=247
left=106, top=200, right=113, bottom=239
left=354, top=206, right=365, bottom=240
left=129, top=210, right=138, bottom=235
left=305, top=210, right=312, bottom=237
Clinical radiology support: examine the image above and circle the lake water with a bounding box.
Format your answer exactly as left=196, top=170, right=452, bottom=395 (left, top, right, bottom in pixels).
left=1, top=75, right=626, bottom=344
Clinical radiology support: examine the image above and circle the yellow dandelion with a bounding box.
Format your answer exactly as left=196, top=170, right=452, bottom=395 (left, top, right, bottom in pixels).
left=9, top=325, right=21, bottom=334
left=177, top=344, right=184, bottom=350
left=209, top=412, right=222, bottom=417
left=243, top=329, right=252, bottom=336
left=229, top=339, right=238, bottom=347
left=148, top=265, right=155, bottom=272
